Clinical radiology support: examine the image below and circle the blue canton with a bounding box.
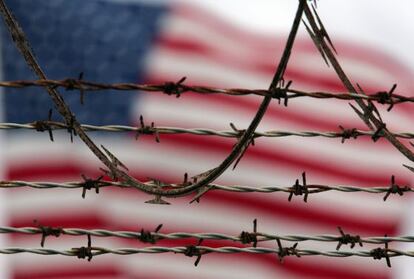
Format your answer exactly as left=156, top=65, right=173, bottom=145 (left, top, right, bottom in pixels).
left=1, top=0, right=166, bottom=125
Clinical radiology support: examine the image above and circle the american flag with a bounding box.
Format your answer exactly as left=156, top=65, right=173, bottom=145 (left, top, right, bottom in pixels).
left=0, top=0, right=413, bottom=278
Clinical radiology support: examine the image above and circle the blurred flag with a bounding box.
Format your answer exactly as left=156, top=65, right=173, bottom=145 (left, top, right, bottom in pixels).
left=0, top=0, right=413, bottom=278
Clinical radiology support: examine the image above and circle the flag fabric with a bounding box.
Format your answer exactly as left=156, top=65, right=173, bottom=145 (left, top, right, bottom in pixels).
left=0, top=0, right=413, bottom=278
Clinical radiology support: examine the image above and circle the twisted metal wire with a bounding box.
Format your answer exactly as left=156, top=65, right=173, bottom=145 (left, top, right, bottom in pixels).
left=1, top=121, right=413, bottom=140
left=2, top=226, right=414, bottom=245
left=0, top=79, right=412, bottom=106
left=0, top=179, right=409, bottom=193
left=1, top=180, right=411, bottom=196
left=0, top=246, right=413, bottom=258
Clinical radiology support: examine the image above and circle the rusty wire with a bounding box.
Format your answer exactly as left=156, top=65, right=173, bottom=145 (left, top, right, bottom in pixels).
left=0, top=79, right=411, bottom=106
left=0, top=121, right=412, bottom=140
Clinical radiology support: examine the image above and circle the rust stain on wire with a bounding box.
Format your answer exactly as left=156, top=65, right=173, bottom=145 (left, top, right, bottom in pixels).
left=0, top=79, right=411, bottom=106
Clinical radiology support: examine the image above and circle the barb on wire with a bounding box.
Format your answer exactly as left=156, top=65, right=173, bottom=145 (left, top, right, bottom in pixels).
left=370, top=235, right=391, bottom=268
left=271, top=79, right=292, bottom=106
left=136, top=115, right=160, bottom=142
left=2, top=122, right=413, bottom=141
left=336, top=227, right=362, bottom=251
left=383, top=175, right=410, bottom=201
left=376, top=84, right=397, bottom=111
left=33, top=220, right=62, bottom=248
left=288, top=172, right=309, bottom=202
left=239, top=219, right=258, bottom=247
left=1, top=79, right=411, bottom=106
left=182, top=239, right=210, bottom=266
left=338, top=125, right=359, bottom=143
left=71, top=234, right=93, bottom=261
left=163, top=76, right=187, bottom=97
left=276, top=238, right=300, bottom=262
left=33, top=109, right=54, bottom=142
left=138, top=224, right=163, bottom=244
left=60, top=72, right=85, bottom=104
left=80, top=174, right=104, bottom=199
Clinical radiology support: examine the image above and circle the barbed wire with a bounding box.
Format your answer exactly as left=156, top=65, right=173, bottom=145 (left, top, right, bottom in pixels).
left=0, top=246, right=412, bottom=261
left=303, top=4, right=414, bottom=167
left=2, top=225, right=414, bottom=245
left=1, top=121, right=413, bottom=140
left=0, top=79, right=412, bottom=106
left=0, top=174, right=411, bottom=202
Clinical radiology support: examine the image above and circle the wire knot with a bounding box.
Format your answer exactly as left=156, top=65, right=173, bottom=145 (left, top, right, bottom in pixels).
left=138, top=224, right=163, bottom=244
left=271, top=80, right=291, bottom=106
left=163, top=77, right=187, bottom=98
left=136, top=115, right=160, bottom=142
left=383, top=175, right=410, bottom=201
left=33, top=109, right=54, bottom=142
left=374, top=84, right=397, bottom=111
left=276, top=239, right=300, bottom=263
left=80, top=174, right=104, bottom=199
left=370, top=236, right=391, bottom=268
left=183, top=239, right=208, bottom=266
left=72, top=234, right=93, bottom=261
left=34, top=220, right=62, bottom=247
left=336, top=227, right=362, bottom=250
left=239, top=219, right=258, bottom=247
left=338, top=125, right=358, bottom=143
left=288, top=172, right=309, bottom=202
left=64, top=72, right=85, bottom=104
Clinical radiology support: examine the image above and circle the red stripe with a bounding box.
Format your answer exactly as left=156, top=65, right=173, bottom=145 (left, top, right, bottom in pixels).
left=14, top=267, right=121, bottom=279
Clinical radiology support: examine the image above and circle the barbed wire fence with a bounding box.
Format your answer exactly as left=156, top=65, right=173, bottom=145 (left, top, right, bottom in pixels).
left=0, top=0, right=413, bottom=271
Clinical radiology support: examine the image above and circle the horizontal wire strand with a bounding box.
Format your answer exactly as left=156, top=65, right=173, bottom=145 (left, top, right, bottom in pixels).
left=0, top=79, right=411, bottom=106
left=0, top=246, right=413, bottom=259
left=0, top=121, right=412, bottom=139
left=2, top=226, right=414, bottom=245
left=0, top=179, right=411, bottom=196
